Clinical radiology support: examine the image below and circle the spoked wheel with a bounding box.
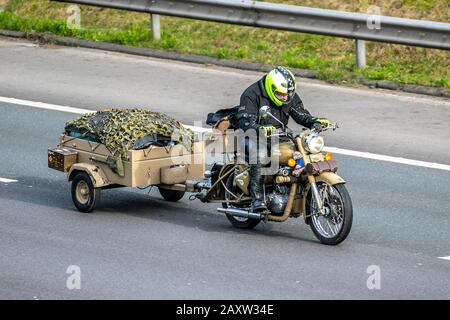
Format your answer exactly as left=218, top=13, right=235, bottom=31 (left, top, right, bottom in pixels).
left=222, top=171, right=261, bottom=229
left=307, top=182, right=352, bottom=245
left=71, top=171, right=101, bottom=213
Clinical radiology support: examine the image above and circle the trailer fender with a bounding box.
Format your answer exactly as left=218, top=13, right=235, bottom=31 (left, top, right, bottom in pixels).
left=68, top=163, right=110, bottom=188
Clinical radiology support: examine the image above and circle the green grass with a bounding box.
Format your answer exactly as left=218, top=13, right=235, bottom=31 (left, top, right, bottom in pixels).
left=0, top=0, right=449, bottom=89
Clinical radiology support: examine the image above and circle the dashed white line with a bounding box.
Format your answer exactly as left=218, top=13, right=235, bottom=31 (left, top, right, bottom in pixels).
left=2, top=95, right=450, bottom=171
left=0, top=178, right=18, bottom=183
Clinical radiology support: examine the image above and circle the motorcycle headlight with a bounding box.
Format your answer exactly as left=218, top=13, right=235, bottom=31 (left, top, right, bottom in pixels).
left=304, top=135, right=324, bottom=154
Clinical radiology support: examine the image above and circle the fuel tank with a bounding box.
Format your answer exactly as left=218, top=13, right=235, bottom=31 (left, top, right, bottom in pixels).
left=273, top=141, right=296, bottom=165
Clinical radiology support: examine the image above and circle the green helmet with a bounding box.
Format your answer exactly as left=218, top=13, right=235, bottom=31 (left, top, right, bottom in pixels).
left=264, top=66, right=296, bottom=107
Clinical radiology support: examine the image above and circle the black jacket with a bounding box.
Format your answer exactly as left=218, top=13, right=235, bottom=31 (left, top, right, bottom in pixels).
left=236, top=76, right=315, bottom=131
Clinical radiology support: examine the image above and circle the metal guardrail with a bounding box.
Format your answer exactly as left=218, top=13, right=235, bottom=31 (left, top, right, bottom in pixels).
left=53, top=0, right=450, bottom=67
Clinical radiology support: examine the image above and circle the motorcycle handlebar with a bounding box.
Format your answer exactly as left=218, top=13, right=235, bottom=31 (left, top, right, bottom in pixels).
left=311, top=123, right=339, bottom=134
left=268, top=123, right=338, bottom=138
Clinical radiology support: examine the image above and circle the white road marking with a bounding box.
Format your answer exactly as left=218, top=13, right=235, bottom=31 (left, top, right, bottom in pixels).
left=2, top=95, right=450, bottom=171
left=0, top=96, right=210, bottom=132
left=0, top=96, right=93, bottom=114
left=323, top=147, right=450, bottom=172
left=437, top=256, right=450, bottom=261
left=0, top=178, right=18, bottom=183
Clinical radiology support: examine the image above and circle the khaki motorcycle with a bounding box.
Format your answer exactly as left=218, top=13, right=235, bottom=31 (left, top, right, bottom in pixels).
left=196, top=106, right=353, bottom=245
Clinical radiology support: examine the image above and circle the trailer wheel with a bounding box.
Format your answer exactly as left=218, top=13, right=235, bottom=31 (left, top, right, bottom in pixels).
left=158, top=187, right=185, bottom=202
left=71, top=171, right=101, bottom=213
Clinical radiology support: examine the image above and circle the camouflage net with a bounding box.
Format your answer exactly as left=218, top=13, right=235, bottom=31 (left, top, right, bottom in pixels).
left=64, top=108, right=194, bottom=176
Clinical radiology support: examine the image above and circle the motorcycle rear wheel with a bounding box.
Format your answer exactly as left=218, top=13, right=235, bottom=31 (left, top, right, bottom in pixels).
left=307, top=183, right=353, bottom=245
left=222, top=172, right=261, bottom=229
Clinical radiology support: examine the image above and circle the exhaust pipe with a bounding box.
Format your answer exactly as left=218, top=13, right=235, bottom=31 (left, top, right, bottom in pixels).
left=217, top=207, right=263, bottom=220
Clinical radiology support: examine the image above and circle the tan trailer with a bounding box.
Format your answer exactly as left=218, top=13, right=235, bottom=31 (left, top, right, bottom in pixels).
left=48, top=134, right=206, bottom=212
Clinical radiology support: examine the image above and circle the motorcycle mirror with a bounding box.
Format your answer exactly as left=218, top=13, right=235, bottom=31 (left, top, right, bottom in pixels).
left=259, top=105, right=285, bottom=130
left=259, top=105, right=270, bottom=118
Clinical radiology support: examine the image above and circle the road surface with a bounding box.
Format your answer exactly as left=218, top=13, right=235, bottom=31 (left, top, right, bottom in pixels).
left=0, top=36, right=449, bottom=299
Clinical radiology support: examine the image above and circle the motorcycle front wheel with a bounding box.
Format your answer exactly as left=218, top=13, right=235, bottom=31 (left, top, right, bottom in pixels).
left=222, top=172, right=261, bottom=229
left=307, top=182, right=353, bottom=245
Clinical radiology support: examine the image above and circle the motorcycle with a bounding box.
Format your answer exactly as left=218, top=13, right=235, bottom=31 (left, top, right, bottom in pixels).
left=196, top=106, right=353, bottom=245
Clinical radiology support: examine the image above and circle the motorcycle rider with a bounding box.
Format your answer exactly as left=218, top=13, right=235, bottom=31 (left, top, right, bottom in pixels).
left=236, top=66, right=330, bottom=213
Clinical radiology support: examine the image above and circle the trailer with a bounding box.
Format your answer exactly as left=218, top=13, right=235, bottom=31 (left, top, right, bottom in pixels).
left=48, top=133, right=206, bottom=212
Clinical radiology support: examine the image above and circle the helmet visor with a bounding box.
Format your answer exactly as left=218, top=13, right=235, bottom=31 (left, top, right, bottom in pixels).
left=274, top=89, right=295, bottom=103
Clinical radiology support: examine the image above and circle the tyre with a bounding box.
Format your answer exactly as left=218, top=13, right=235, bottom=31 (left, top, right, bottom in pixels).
left=158, top=187, right=185, bottom=202
left=222, top=172, right=261, bottom=229
left=307, top=183, right=353, bottom=245
left=71, top=171, right=101, bottom=213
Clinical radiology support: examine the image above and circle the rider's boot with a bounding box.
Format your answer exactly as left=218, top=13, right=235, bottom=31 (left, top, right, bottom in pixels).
left=249, top=165, right=268, bottom=213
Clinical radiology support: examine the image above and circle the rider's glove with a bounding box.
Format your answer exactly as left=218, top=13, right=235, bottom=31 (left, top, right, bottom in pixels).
left=313, top=117, right=330, bottom=128
left=259, top=125, right=277, bottom=137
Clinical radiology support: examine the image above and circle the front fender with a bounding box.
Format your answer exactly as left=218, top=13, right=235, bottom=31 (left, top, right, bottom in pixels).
left=315, top=171, right=346, bottom=185
left=300, top=172, right=346, bottom=222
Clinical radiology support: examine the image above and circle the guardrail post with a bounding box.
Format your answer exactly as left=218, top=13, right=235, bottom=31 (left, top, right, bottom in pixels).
left=355, top=39, right=366, bottom=68
left=151, top=14, right=161, bottom=41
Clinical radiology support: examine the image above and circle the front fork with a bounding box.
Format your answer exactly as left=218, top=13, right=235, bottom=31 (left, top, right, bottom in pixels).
left=308, top=176, right=324, bottom=214
left=295, top=136, right=324, bottom=214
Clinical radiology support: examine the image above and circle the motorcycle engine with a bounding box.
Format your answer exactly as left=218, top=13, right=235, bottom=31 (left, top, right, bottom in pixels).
left=266, top=185, right=290, bottom=215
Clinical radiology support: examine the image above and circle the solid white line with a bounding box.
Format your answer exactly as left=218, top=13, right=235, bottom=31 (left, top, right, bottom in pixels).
left=0, top=178, right=18, bottom=183
left=0, top=96, right=213, bottom=132
left=437, top=256, right=450, bottom=261
left=0, top=96, right=94, bottom=114
left=2, top=95, right=450, bottom=171
left=323, top=147, right=450, bottom=172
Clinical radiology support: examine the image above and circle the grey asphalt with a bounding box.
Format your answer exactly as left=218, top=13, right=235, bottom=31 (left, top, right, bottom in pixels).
left=0, top=37, right=449, bottom=299
left=1, top=102, right=450, bottom=300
